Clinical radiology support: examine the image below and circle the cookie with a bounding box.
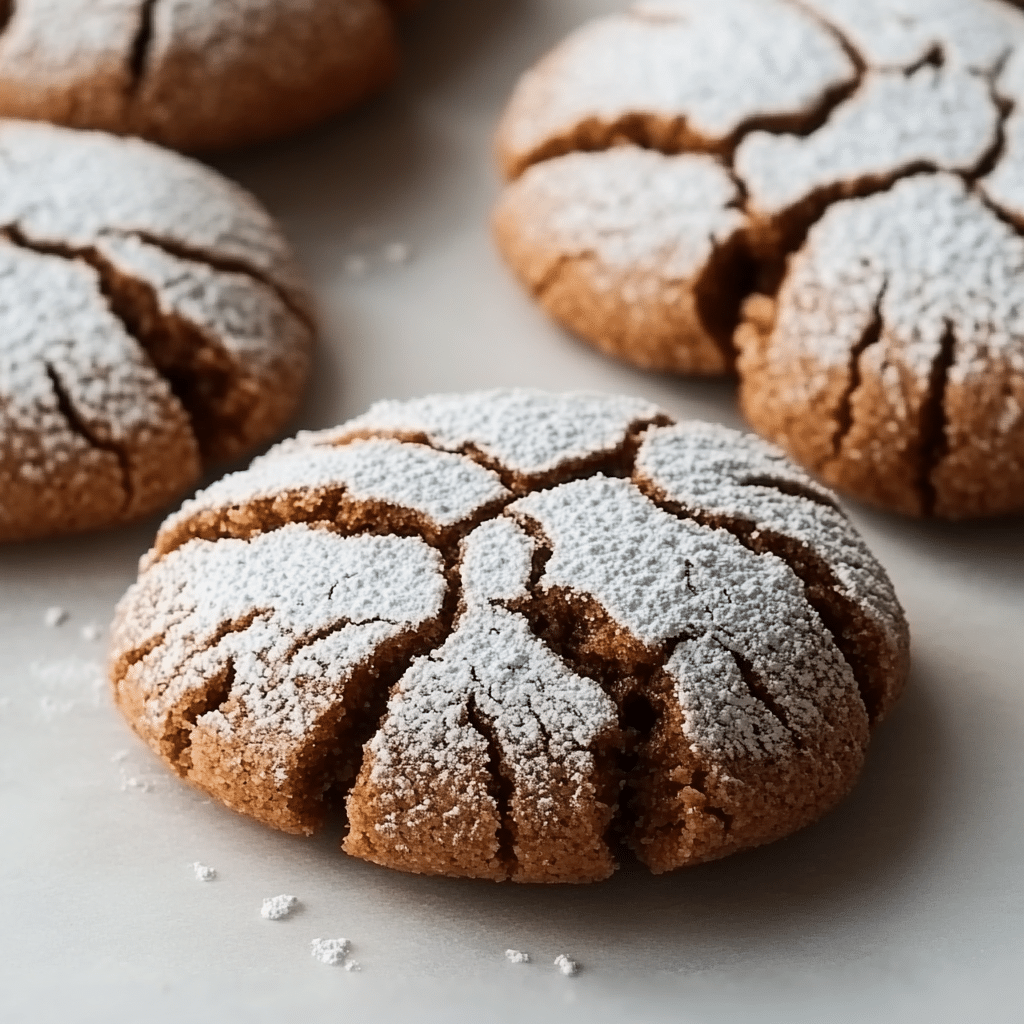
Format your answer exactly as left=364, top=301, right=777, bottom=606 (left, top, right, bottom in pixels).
left=110, top=390, right=909, bottom=883
left=0, top=119, right=313, bottom=543
left=493, top=0, right=1024, bottom=518
left=0, top=0, right=401, bottom=152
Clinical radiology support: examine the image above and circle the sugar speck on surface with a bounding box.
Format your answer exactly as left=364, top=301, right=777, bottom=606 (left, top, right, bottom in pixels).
left=554, top=954, right=580, bottom=976
left=310, top=938, right=351, bottom=965
left=43, top=606, right=68, bottom=627
left=111, top=750, right=129, bottom=763
left=384, top=241, right=412, bottom=264
left=120, top=774, right=152, bottom=792
left=80, top=623, right=101, bottom=642
left=261, top=894, right=299, bottom=920
left=191, top=862, right=216, bottom=881
left=505, top=949, right=531, bottom=964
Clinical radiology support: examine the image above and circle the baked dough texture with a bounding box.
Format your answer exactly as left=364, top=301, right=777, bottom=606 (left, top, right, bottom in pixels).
left=0, top=0, right=403, bottom=152
left=494, top=0, right=1024, bottom=518
left=110, top=390, right=910, bottom=883
left=0, top=119, right=313, bottom=542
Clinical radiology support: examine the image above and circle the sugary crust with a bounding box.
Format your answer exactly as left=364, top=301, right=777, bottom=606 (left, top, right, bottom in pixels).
left=738, top=175, right=1024, bottom=518
left=493, top=149, right=746, bottom=374
left=111, top=391, right=910, bottom=882
left=0, top=120, right=313, bottom=542
left=0, top=0, right=399, bottom=152
left=493, top=0, right=1024, bottom=518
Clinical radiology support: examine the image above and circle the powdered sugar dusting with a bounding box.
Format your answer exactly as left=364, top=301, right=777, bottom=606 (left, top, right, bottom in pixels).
left=737, top=67, right=997, bottom=220
left=513, top=475, right=856, bottom=759
left=310, top=938, right=351, bottom=965
left=769, top=175, right=1024, bottom=388
left=164, top=437, right=509, bottom=537
left=333, top=390, right=660, bottom=477
left=498, top=0, right=855, bottom=175
left=635, top=422, right=906, bottom=640
left=798, top=0, right=1017, bottom=73
left=113, top=524, right=446, bottom=800
left=261, top=894, right=298, bottom=920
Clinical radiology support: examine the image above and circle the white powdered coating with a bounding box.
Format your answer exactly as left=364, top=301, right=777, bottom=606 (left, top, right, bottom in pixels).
left=116, top=524, right=445, bottom=763
left=311, top=938, right=351, bottom=965
left=737, top=67, right=998, bottom=220
left=0, top=240, right=196, bottom=523
left=499, top=0, right=855, bottom=172
left=365, top=593, right=617, bottom=839
left=43, top=606, right=68, bottom=628
left=0, top=120, right=307, bottom=306
left=460, top=517, right=536, bottom=607
left=94, top=232, right=310, bottom=396
left=261, top=894, right=298, bottom=920
left=635, top=422, right=907, bottom=642
left=798, top=0, right=1018, bottom=73
left=332, top=390, right=661, bottom=477
left=981, top=44, right=1024, bottom=227
left=505, top=949, right=531, bottom=964
left=505, top=147, right=745, bottom=280
left=163, top=437, right=509, bottom=535
left=513, top=475, right=857, bottom=760
left=770, top=174, right=1024, bottom=388
left=191, top=861, right=216, bottom=881
left=553, top=954, right=579, bottom=976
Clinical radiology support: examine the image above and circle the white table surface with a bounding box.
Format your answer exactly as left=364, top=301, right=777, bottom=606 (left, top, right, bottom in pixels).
left=3, top=2, right=1023, bottom=1021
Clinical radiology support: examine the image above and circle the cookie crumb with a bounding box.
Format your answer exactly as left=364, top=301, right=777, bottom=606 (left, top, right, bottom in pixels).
left=310, top=938, right=350, bottom=965
left=554, top=954, right=579, bottom=976
left=505, top=949, right=531, bottom=964
left=261, top=894, right=299, bottom=920
left=43, top=606, right=68, bottom=627
left=191, top=862, right=216, bottom=881
left=384, top=241, right=412, bottom=265
left=80, top=623, right=101, bottom=642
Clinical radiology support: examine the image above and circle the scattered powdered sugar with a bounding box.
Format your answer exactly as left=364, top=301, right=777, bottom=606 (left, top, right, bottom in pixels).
left=505, top=949, right=531, bottom=964
left=191, top=862, right=216, bottom=881
left=43, top=606, right=68, bottom=628
left=554, top=954, right=579, bottom=976
left=120, top=774, right=153, bottom=793
left=261, top=895, right=299, bottom=920
left=310, top=938, right=351, bottom=965
left=332, top=390, right=660, bottom=477
left=111, top=749, right=129, bottom=763
left=80, top=624, right=101, bottom=642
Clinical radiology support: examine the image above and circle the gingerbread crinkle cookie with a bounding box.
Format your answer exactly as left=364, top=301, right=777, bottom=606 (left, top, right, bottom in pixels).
left=0, top=0, right=405, bottom=151
left=111, top=391, right=909, bottom=882
left=0, top=120, right=312, bottom=542
left=494, top=0, right=1024, bottom=517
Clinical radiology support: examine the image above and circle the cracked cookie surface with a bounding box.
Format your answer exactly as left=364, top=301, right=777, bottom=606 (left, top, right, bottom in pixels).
left=494, top=0, right=1024, bottom=518
left=0, top=119, right=313, bottom=542
left=0, top=0, right=401, bottom=152
left=110, top=390, right=910, bottom=882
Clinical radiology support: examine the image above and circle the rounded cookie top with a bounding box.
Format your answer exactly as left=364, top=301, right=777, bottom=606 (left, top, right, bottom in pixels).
left=493, top=0, right=1024, bottom=517
left=0, top=0, right=400, bottom=151
left=0, top=119, right=313, bottom=543
left=111, top=390, right=909, bottom=883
